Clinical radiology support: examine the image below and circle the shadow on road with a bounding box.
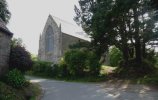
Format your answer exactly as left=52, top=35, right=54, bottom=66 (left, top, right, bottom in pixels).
left=26, top=76, right=158, bottom=100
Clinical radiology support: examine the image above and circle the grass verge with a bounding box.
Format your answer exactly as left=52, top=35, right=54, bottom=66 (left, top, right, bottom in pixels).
left=0, top=81, right=42, bottom=100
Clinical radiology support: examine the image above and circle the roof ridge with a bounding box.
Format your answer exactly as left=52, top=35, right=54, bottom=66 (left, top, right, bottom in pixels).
left=50, top=15, right=78, bottom=27
left=0, top=18, right=13, bottom=36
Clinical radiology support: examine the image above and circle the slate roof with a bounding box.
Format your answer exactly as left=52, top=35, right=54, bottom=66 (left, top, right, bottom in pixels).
left=0, top=18, right=13, bottom=36
left=49, top=15, right=90, bottom=41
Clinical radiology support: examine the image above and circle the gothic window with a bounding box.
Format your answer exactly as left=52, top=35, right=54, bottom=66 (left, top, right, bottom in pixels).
left=45, top=26, right=54, bottom=52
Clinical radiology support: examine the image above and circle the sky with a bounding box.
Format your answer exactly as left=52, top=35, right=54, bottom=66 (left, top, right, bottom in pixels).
left=6, top=0, right=80, bottom=55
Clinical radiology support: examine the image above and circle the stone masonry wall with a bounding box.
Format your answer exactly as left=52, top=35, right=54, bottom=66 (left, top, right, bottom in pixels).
left=61, top=33, right=87, bottom=55
left=0, top=31, right=11, bottom=76
left=38, top=15, right=62, bottom=63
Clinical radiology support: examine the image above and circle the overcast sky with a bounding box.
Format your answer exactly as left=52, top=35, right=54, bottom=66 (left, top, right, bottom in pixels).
left=6, top=0, right=80, bottom=55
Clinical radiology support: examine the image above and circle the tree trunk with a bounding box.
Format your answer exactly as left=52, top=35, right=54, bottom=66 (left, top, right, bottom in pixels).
left=135, top=39, right=142, bottom=64
left=142, top=41, right=146, bottom=58
left=122, top=45, right=129, bottom=63
left=133, top=7, right=142, bottom=64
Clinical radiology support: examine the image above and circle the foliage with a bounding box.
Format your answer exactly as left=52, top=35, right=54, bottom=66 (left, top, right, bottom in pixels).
left=0, top=81, right=41, bottom=100
left=151, top=0, right=158, bottom=9
left=115, top=58, right=156, bottom=78
left=31, top=54, right=38, bottom=61
left=109, top=46, right=123, bottom=67
left=64, top=49, right=87, bottom=77
left=23, top=83, right=42, bottom=100
left=5, top=69, right=28, bottom=89
left=137, top=74, right=158, bottom=85
left=0, top=81, right=25, bottom=100
left=86, top=51, right=101, bottom=76
left=145, top=49, right=157, bottom=65
left=64, top=49, right=101, bottom=77
left=74, top=0, right=158, bottom=75
left=11, top=38, right=23, bottom=47
left=58, top=59, right=70, bottom=77
left=0, top=0, right=11, bottom=23
left=31, top=50, right=101, bottom=78
left=32, top=60, right=54, bottom=76
left=69, top=41, right=90, bottom=49
left=9, top=38, right=33, bottom=72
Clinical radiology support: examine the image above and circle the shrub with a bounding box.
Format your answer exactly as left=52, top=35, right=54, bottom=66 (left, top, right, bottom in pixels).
left=9, top=45, right=33, bottom=73
left=86, top=52, right=101, bottom=76
left=64, top=49, right=101, bottom=77
left=58, top=59, right=70, bottom=77
left=69, top=41, right=90, bottom=49
left=109, top=46, right=122, bottom=67
left=0, top=81, right=25, bottom=100
left=64, top=49, right=87, bottom=77
left=5, top=69, right=28, bottom=89
left=116, top=58, right=156, bottom=78
left=146, top=49, right=157, bottom=65
left=32, top=61, right=54, bottom=77
left=50, top=64, right=60, bottom=77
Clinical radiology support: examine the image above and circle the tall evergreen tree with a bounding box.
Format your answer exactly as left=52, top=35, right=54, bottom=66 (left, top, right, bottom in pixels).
left=74, top=0, right=158, bottom=66
left=0, top=0, right=11, bottom=23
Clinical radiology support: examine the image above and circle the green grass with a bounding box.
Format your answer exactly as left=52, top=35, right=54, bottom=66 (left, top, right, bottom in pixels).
left=25, top=84, right=42, bottom=100
left=0, top=81, right=25, bottom=100
left=0, top=81, right=41, bottom=100
left=28, top=84, right=42, bottom=100
left=100, top=65, right=116, bottom=75
left=136, top=74, right=158, bottom=85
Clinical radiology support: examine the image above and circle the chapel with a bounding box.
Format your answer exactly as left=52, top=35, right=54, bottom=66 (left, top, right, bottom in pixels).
left=38, top=15, right=90, bottom=63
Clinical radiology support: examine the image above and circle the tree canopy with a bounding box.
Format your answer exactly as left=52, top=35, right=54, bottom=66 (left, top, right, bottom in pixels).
left=74, top=0, right=158, bottom=68
left=0, top=0, right=11, bottom=23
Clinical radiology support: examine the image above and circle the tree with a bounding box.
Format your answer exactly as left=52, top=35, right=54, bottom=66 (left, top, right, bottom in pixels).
left=9, top=38, right=33, bottom=73
left=151, top=0, right=158, bottom=9
left=109, top=46, right=123, bottom=67
left=0, top=0, right=11, bottom=23
left=75, top=0, right=158, bottom=69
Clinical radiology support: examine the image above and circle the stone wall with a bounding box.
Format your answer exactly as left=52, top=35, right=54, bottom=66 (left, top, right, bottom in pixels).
left=61, top=33, right=87, bottom=55
left=38, top=15, right=62, bottom=63
left=0, top=31, right=11, bottom=76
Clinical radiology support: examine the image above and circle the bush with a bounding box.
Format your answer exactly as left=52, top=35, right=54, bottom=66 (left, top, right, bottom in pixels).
left=109, top=46, right=122, bottom=67
left=69, top=41, right=90, bottom=49
left=58, top=59, right=70, bottom=77
left=0, top=81, right=25, bottom=100
left=32, top=61, right=54, bottom=77
left=9, top=45, right=33, bottom=73
left=86, top=51, right=101, bottom=76
left=64, top=49, right=87, bottom=77
left=64, top=49, right=101, bottom=77
left=116, top=58, right=156, bottom=78
left=5, top=69, right=28, bottom=89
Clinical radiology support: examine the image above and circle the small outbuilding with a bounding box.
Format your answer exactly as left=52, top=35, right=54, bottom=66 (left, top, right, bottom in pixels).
left=0, top=19, right=13, bottom=76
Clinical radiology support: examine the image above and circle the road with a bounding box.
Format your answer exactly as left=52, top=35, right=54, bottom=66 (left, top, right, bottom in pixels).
left=26, top=76, right=158, bottom=100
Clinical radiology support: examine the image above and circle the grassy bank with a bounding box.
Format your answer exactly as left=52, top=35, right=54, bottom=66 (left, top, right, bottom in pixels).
left=0, top=81, right=41, bottom=100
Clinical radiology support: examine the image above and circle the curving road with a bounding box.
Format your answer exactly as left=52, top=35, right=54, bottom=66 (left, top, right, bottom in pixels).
left=26, top=76, right=158, bottom=100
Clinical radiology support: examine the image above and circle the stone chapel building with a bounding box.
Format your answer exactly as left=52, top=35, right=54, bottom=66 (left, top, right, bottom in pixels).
left=38, top=15, right=90, bottom=63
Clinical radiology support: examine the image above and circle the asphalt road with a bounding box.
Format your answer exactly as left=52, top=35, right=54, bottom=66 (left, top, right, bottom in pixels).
left=26, top=76, right=158, bottom=100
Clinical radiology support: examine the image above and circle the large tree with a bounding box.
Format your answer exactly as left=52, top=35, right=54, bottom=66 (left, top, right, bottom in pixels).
left=74, top=0, right=158, bottom=66
left=0, top=0, right=11, bottom=23
left=151, top=0, right=158, bottom=9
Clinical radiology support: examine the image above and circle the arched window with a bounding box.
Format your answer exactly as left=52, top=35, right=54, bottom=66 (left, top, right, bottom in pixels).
left=45, top=26, right=54, bottom=52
